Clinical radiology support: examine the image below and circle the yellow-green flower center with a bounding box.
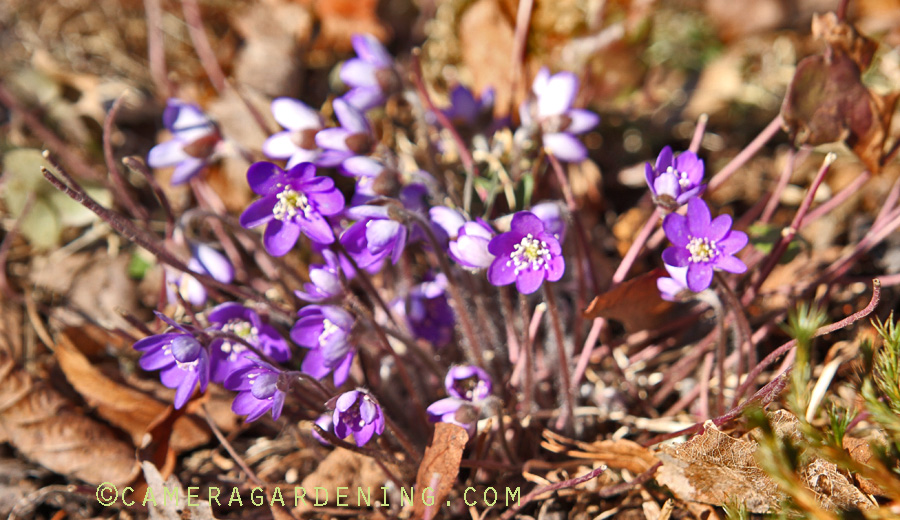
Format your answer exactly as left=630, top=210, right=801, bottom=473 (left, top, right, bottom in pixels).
left=687, top=236, right=718, bottom=263
left=507, top=233, right=552, bottom=275
left=273, top=186, right=311, bottom=221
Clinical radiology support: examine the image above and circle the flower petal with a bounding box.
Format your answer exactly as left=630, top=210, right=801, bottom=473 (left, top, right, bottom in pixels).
left=543, top=133, right=587, bottom=162
left=351, top=34, right=392, bottom=67
left=708, top=214, right=733, bottom=242
left=263, top=132, right=299, bottom=159
left=333, top=98, right=369, bottom=134
left=263, top=220, right=301, bottom=256
left=662, top=246, right=690, bottom=267
left=272, top=98, right=320, bottom=131
left=240, top=196, right=277, bottom=229
left=716, top=255, right=747, bottom=274
left=170, top=158, right=206, bottom=185
left=718, top=231, right=748, bottom=255
left=247, top=161, right=285, bottom=195
left=147, top=140, right=189, bottom=168
left=510, top=211, right=545, bottom=235
left=538, top=72, right=577, bottom=118
left=662, top=213, right=690, bottom=247
left=340, top=58, right=379, bottom=88
left=686, top=262, right=714, bottom=292
left=515, top=269, right=545, bottom=294
left=566, top=109, right=599, bottom=134
left=315, top=128, right=352, bottom=153
left=686, top=198, right=711, bottom=236
left=487, top=257, right=517, bottom=286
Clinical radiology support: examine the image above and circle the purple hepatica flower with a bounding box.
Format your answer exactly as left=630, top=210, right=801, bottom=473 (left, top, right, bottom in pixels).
left=166, top=243, right=234, bottom=307
left=133, top=314, right=209, bottom=409
left=518, top=68, right=599, bottom=162
left=206, top=303, right=291, bottom=383
left=441, top=85, right=495, bottom=131
left=426, top=365, right=493, bottom=433
left=429, top=206, right=495, bottom=270
left=295, top=250, right=344, bottom=303
left=239, top=162, right=345, bottom=256
left=291, top=305, right=355, bottom=386
left=148, top=99, right=222, bottom=185
left=645, top=146, right=706, bottom=212
left=340, top=205, right=408, bottom=269
left=487, top=211, right=565, bottom=294
left=661, top=198, right=748, bottom=292
left=340, top=34, right=399, bottom=111
left=332, top=389, right=385, bottom=447
left=311, top=413, right=334, bottom=445
left=315, top=98, right=379, bottom=175
left=657, top=264, right=691, bottom=302
left=225, top=360, right=286, bottom=422
left=263, top=98, right=324, bottom=168
left=530, top=201, right=567, bottom=243
left=396, top=274, right=455, bottom=348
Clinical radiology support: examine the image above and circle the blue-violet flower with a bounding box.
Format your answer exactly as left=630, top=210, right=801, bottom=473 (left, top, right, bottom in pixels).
left=239, top=161, right=345, bottom=256
left=645, top=146, right=705, bottom=212
left=206, top=303, right=291, bottom=383
left=263, top=97, right=324, bottom=168
left=294, top=250, right=344, bottom=303
left=340, top=34, right=399, bottom=111
left=165, top=243, right=234, bottom=307
left=147, top=99, right=222, bottom=185
left=332, top=389, right=385, bottom=447
left=133, top=313, right=209, bottom=409
left=224, top=360, right=286, bottom=422
left=661, top=198, right=748, bottom=292
left=487, top=211, right=564, bottom=294
left=291, top=305, right=355, bottom=386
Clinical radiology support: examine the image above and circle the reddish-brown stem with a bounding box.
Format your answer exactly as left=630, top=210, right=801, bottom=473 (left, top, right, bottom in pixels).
left=103, top=93, right=150, bottom=223
left=545, top=286, right=574, bottom=431
left=499, top=466, right=606, bottom=520
left=180, top=0, right=227, bottom=92
left=143, top=0, right=172, bottom=98
left=708, top=115, right=783, bottom=192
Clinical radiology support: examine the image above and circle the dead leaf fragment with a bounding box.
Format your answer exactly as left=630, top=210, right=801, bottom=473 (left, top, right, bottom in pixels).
left=142, top=461, right=218, bottom=520
left=295, top=447, right=388, bottom=511
left=656, top=422, right=784, bottom=513
left=543, top=430, right=659, bottom=475
left=584, top=269, right=673, bottom=332
left=0, top=350, right=140, bottom=486
left=413, top=423, right=467, bottom=519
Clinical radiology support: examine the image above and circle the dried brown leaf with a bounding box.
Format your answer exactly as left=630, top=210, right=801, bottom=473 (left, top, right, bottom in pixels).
left=55, top=333, right=210, bottom=451
left=0, top=350, right=140, bottom=486
left=843, top=436, right=885, bottom=496
left=459, top=0, right=516, bottom=116
left=413, top=423, right=467, bottom=519
left=656, top=421, right=784, bottom=513
left=583, top=269, right=673, bottom=332
left=802, top=458, right=875, bottom=511
left=142, top=461, right=218, bottom=520
left=543, top=430, right=659, bottom=475
left=294, top=447, right=389, bottom=512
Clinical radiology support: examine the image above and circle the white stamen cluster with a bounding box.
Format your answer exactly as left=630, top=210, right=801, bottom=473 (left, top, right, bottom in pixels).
left=506, top=234, right=552, bottom=275
left=273, top=185, right=312, bottom=221
left=687, top=236, right=719, bottom=263
left=666, top=165, right=692, bottom=189
left=318, top=319, right=339, bottom=344
left=220, top=319, right=259, bottom=362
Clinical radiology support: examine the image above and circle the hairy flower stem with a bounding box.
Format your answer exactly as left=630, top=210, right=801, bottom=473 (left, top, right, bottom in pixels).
left=733, top=279, right=881, bottom=404
left=405, top=211, right=485, bottom=367
left=715, top=273, right=755, bottom=404
left=123, top=156, right=176, bottom=237
left=409, top=52, right=480, bottom=214
left=40, top=165, right=293, bottom=321
left=201, top=405, right=265, bottom=487
left=518, top=293, right=536, bottom=413
left=189, top=179, right=247, bottom=281
left=544, top=286, right=574, bottom=431
left=688, top=113, right=708, bottom=153
left=699, top=289, right=727, bottom=416
left=746, top=153, right=835, bottom=304
left=103, top=93, right=150, bottom=224
left=346, top=295, right=429, bottom=430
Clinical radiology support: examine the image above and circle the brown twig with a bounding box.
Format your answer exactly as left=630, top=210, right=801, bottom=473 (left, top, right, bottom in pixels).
left=499, top=465, right=606, bottom=520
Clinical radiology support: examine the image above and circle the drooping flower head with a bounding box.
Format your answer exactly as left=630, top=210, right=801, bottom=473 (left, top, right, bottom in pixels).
left=294, top=250, right=344, bottom=303
left=661, top=198, right=748, bottom=292
left=263, top=98, right=324, bottom=168
left=291, top=305, right=355, bottom=387
left=206, top=303, right=291, bottom=383
left=133, top=313, right=209, bottom=409
left=429, top=206, right=496, bottom=270
left=224, top=360, right=286, bottom=422
left=331, top=389, right=385, bottom=447
left=148, top=99, right=222, bottom=185
left=530, top=201, right=567, bottom=244
left=487, top=211, right=565, bottom=294
left=517, top=68, right=599, bottom=162
left=340, top=34, right=399, bottom=111
left=165, top=243, right=234, bottom=307
left=426, top=365, right=493, bottom=433
left=394, top=274, right=455, bottom=348
left=645, top=146, right=706, bottom=212
left=239, top=162, right=345, bottom=256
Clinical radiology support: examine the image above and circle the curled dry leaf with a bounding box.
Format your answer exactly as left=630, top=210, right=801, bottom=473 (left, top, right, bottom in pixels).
left=542, top=429, right=659, bottom=475
left=413, top=423, right=468, bottom=519
left=781, top=12, right=899, bottom=173
left=843, top=435, right=886, bottom=496
left=55, top=332, right=211, bottom=451
left=0, top=350, right=140, bottom=487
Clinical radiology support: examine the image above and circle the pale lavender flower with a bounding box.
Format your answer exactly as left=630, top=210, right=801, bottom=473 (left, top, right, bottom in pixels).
left=662, top=198, right=748, bottom=292
left=331, top=389, right=385, bottom=447
left=426, top=365, right=493, bottom=433
left=517, top=68, right=599, bottom=162
left=645, top=146, right=706, bottom=212
left=429, top=206, right=495, bottom=270
left=294, top=250, right=344, bottom=303
left=340, top=34, right=399, bottom=111
left=393, top=274, right=455, bottom=348
left=315, top=98, right=380, bottom=177
left=339, top=205, right=407, bottom=269
left=291, top=305, right=355, bottom=386
left=487, top=211, right=564, bottom=294
left=148, top=99, right=222, bottom=185
left=165, top=243, right=234, bottom=307
left=656, top=264, right=691, bottom=302
left=263, top=98, right=324, bottom=168
left=530, top=201, right=567, bottom=243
